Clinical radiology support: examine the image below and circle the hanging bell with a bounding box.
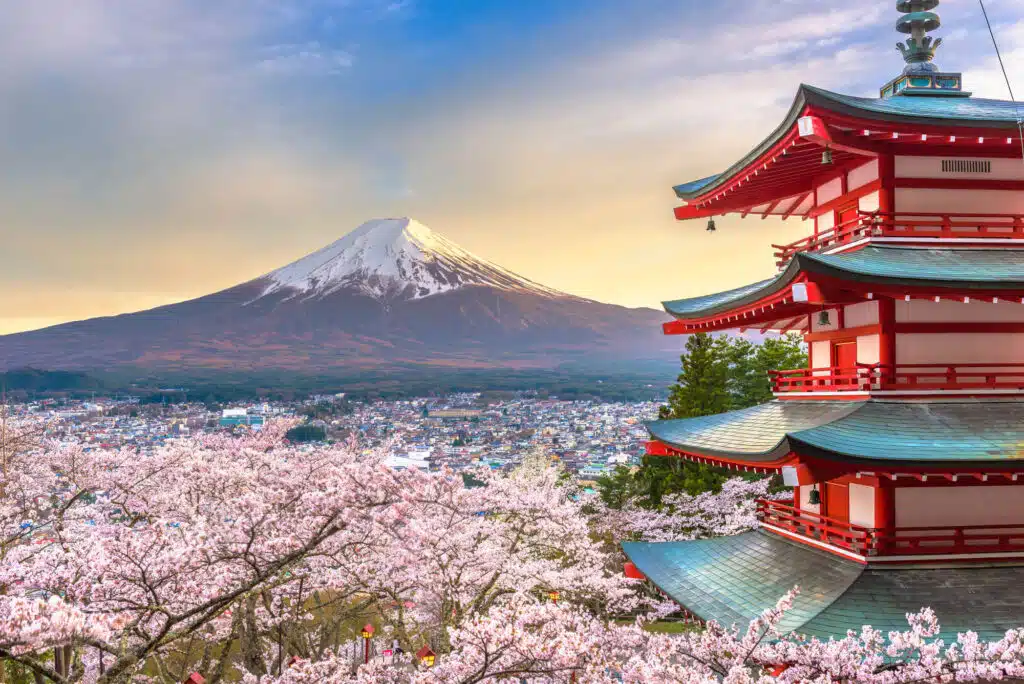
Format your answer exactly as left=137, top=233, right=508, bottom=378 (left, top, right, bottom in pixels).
left=707, top=217, right=717, bottom=232
left=821, top=147, right=834, bottom=165
left=817, top=309, right=831, bottom=326
left=807, top=485, right=821, bottom=505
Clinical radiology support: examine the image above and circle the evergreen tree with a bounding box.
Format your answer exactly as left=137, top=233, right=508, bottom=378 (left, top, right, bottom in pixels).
left=723, top=333, right=806, bottom=408
left=658, top=333, right=730, bottom=419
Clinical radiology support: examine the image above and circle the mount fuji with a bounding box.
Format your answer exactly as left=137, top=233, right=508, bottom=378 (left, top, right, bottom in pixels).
left=0, top=218, right=676, bottom=376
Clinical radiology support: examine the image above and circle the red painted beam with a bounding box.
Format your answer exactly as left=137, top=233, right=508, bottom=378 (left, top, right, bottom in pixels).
left=803, top=324, right=882, bottom=342
left=895, top=178, right=1024, bottom=191
left=646, top=440, right=672, bottom=457
left=663, top=320, right=688, bottom=336
left=673, top=204, right=720, bottom=221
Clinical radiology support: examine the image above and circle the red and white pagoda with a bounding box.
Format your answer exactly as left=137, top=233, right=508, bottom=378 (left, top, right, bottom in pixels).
left=623, top=1, right=1024, bottom=641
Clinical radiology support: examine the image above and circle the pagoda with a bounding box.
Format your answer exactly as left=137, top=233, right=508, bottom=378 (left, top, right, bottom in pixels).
left=623, top=1, right=1024, bottom=642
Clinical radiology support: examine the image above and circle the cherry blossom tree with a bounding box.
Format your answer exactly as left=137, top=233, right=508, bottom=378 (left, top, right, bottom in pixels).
left=1, top=420, right=1023, bottom=683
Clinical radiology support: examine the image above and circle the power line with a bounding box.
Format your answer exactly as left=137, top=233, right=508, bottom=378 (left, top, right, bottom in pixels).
left=979, top=0, right=1024, bottom=161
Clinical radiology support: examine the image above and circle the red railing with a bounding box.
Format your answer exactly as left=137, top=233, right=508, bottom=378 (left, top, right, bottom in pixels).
left=885, top=363, right=1024, bottom=391
left=769, top=365, right=881, bottom=393
left=770, top=363, right=1024, bottom=394
left=773, top=211, right=1024, bottom=268
left=758, top=499, right=875, bottom=555
left=758, top=499, right=1024, bottom=557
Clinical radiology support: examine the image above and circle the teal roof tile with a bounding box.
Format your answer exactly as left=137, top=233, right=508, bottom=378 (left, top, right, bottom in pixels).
left=623, top=531, right=863, bottom=632
left=646, top=401, right=861, bottom=459
left=804, top=85, right=1024, bottom=126
left=672, top=174, right=721, bottom=197
left=663, top=277, right=780, bottom=318
left=789, top=400, right=1024, bottom=463
left=663, top=246, right=1024, bottom=319
left=623, top=531, right=1024, bottom=642
left=798, top=565, right=1024, bottom=643
left=649, top=399, right=1024, bottom=464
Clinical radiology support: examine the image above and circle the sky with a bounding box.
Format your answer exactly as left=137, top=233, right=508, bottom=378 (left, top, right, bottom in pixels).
left=1, top=0, right=1023, bottom=334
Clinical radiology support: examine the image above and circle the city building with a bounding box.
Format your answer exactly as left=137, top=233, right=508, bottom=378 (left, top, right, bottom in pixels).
left=623, top=1, right=1024, bottom=642
left=219, top=408, right=265, bottom=428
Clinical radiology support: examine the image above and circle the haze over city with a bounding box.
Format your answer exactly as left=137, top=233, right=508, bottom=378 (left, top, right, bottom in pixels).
left=2, top=0, right=1022, bottom=335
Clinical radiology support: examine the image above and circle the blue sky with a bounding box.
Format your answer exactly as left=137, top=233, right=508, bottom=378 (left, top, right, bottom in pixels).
left=1, top=0, right=1022, bottom=333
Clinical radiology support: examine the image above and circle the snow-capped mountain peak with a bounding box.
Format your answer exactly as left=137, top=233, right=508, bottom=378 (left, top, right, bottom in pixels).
left=258, top=217, right=568, bottom=301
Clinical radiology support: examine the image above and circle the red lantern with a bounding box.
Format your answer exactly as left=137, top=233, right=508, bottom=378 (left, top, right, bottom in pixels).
left=361, top=623, right=375, bottom=665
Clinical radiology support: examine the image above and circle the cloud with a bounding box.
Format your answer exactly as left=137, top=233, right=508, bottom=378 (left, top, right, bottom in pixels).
left=258, top=41, right=356, bottom=74
left=1, top=0, right=1023, bottom=334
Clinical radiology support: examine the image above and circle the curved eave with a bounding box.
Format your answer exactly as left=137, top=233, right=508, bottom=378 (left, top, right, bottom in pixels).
left=673, top=84, right=1024, bottom=204
left=645, top=401, right=863, bottom=464
left=664, top=246, right=1024, bottom=322
left=648, top=400, right=1024, bottom=469
left=622, top=532, right=1024, bottom=642
left=662, top=261, right=800, bottom=319
left=648, top=439, right=793, bottom=467
left=787, top=400, right=1024, bottom=467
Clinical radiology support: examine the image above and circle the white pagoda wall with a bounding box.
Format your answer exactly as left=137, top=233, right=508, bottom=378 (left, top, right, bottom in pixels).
left=858, top=191, right=880, bottom=213
left=894, top=301, right=1024, bottom=366
left=896, top=188, right=1024, bottom=215
left=894, top=155, right=1024, bottom=214
left=845, top=301, right=879, bottom=327
left=896, top=156, right=1024, bottom=180
left=848, top=160, right=880, bottom=189
left=817, top=177, right=844, bottom=206
left=895, top=486, right=1024, bottom=527
left=896, top=300, right=1024, bottom=323
left=848, top=483, right=875, bottom=528
left=897, top=334, right=1024, bottom=365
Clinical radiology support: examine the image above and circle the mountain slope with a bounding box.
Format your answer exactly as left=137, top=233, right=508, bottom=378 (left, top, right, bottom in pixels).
left=0, top=218, right=675, bottom=375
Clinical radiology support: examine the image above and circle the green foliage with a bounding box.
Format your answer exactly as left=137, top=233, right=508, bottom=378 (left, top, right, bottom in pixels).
left=284, top=424, right=327, bottom=443
left=658, top=334, right=731, bottom=420
left=601, top=334, right=806, bottom=508
left=723, top=333, right=806, bottom=408
left=0, top=367, right=104, bottom=396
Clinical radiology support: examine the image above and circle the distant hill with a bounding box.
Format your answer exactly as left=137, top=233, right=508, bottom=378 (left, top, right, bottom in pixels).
left=0, top=218, right=677, bottom=378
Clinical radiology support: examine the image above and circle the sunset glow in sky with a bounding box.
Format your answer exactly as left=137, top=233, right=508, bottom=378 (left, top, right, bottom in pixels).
left=2, top=0, right=1023, bottom=334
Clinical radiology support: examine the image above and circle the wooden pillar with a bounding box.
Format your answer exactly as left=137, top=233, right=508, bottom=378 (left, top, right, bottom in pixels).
left=878, top=154, right=896, bottom=214
left=877, top=297, right=896, bottom=387
left=874, top=479, right=895, bottom=555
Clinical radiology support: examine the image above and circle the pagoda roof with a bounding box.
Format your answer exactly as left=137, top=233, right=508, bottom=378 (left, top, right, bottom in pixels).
left=649, top=399, right=1024, bottom=465
left=646, top=401, right=859, bottom=461
left=673, top=84, right=1024, bottom=202
left=622, top=530, right=1024, bottom=642
left=664, top=245, right=1024, bottom=320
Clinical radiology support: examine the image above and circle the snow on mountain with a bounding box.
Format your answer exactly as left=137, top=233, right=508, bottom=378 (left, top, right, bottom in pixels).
left=257, top=217, right=570, bottom=302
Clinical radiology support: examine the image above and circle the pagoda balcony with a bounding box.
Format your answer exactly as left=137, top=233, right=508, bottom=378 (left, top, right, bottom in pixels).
left=773, top=211, right=1024, bottom=269
left=769, top=363, right=1024, bottom=395
left=758, top=499, right=1024, bottom=559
